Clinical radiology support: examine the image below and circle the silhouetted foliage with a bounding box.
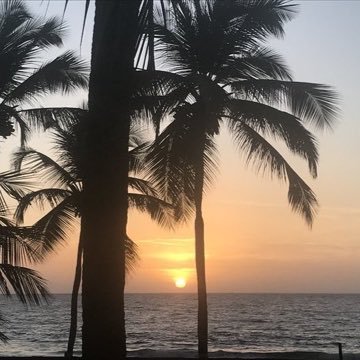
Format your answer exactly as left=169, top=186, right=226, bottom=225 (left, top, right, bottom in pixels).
left=0, top=175, right=50, bottom=342
left=145, top=0, right=338, bottom=355
left=13, top=117, right=174, bottom=355
left=0, top=0, right=88, bottom=143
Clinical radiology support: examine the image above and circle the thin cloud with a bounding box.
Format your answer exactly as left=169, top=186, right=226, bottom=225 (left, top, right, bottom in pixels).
left=137, top=238, right=193, bottom=246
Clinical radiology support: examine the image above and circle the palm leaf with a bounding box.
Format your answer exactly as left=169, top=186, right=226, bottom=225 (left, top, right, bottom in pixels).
left=12, top=149, right=77, bottom=190
left=231, top=80, right=339, bottom=129
left=0, top=170, right=33, bottom=211
left=125, top=235, right=139, bottom=274
left=211, top=0, right=297, bottom=40
left=15, top=188, right=72, bottom=225
left=128, top=177, right=158, bottom=197
left=63, top=0, right=90, bottom=46
left=0, top=16, right=65, bottom=95
left=0, top=225, right=44, bottom=265
left=217, top=47, right=292, bottom=83
left=5, top=51, right=88, bottom=105
left=18, top=107, right=86, bottom=132
left=132, top=70, right=191, bottom=123
left=32, top=195, right=77, bottom=256
left=128, top=193, right=174, bottom=229
left=0, top=264, right=49, bottom=305
left=227, top=99, right=319, bottom=177
left=80, top=0, right=90, bottom=47
left=231, top=121, right=318, bottom=225
left=145, top=120, right=197, bottom=222
left=129, top=141, right=150, bottom=176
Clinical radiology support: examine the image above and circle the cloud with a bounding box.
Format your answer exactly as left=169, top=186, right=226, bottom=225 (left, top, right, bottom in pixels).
left=137, top=238, right=193, bottom=246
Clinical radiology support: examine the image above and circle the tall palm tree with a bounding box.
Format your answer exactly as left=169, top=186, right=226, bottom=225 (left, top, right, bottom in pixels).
left=0, top=0, right=88, bottom=144
left=145, top=0, right=338, bottom=356
left=0, top=171, right=49, bottom=341
left=78, top=2, right=142, bottom=357
left=12, top=118, right=174, bottom=356
left=60, top=1, right=176, bottom=356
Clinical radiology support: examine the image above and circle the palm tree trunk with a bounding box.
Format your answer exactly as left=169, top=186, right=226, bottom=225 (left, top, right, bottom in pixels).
left=65, top=233, right=83, bottom=358
left=81, top=1, right=141, bottom=358
left=194, top=144, right=208, bottom=358
left=147, top=0, right=155, bottom=71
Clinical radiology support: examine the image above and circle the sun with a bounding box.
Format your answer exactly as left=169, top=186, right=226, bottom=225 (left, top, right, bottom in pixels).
left=174, top=277, right=187, bottom=288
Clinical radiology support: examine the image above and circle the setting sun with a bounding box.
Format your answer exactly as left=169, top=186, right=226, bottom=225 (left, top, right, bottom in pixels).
left=174, top=277, right=187, bottom=288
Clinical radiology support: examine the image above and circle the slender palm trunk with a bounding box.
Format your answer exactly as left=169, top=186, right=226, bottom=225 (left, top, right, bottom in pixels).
left=147, top=0, right=155, bottom=72
left=81, top=1, right=140, bottom=358
left=65, top=233, right=83, bottom=358
left=194, top=142, right=208, bottom=357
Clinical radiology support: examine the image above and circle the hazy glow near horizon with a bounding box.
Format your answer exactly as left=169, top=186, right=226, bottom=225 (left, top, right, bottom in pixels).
left=3, top=1, right=359, bottom=294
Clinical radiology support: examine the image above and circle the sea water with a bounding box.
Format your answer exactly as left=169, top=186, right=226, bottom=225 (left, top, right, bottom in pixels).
left=0, top=293, right=359, bottom=357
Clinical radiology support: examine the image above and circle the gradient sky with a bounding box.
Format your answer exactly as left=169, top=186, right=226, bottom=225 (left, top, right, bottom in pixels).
left=1, top=1, right=359, bottom=293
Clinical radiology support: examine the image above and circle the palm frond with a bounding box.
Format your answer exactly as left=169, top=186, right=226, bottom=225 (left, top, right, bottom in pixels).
left=145, top=119, right=196, bottom=222
left=32, top=196, right=77, bottom=255
left=0, top=15, right=65, bottom=95
left=129, top=141, right=149, bottom=176
left=217, top=47, right=292, bottom=83
left=0, top=0, right=30, bottom=27
left=15, top=188, right=72, bottom=225
left=128, top=177, right=158, bottom=197
left=202, top=135, right=219, bottom=190
left=80, top=0, right=90, bottom=47
left=231, top=121, right=318, bottom=225
left=128, top=125, right=147, bottom=148
left=227, top=99, right=319, bottom=177
left=18, top=107, right=86, bottom=132
left=51, top=125, right=84, bottom=183
left=231, top=80, right=339, bottom=129
left=128, top=193, right=174, bottom=229
left=0, top=225, right=44, bottom=265
left=132, top=70, right=191, bottom=128
left=12, top=149, right=77, bottom=190
left=0, top=268, right=10, bottom=296
left=0, top=264, right=49, bottom=305
left=5, top=51, right=88, bottom=105
left=153, top=21, right=198, bottom=76
left=0, top=170, right=33, bottom=211
left=63, top=0, right=90, bottom=46
left=125, top=235, right=139, bottom=274
left=0, top=212, right=13, bottom=227
left=156, top=0, right=295, bottom=77
left=212, top=0, right=297, bottom=40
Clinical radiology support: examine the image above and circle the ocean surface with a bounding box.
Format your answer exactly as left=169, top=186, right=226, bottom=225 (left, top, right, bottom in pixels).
left=0, top=293, right=359, bottom=357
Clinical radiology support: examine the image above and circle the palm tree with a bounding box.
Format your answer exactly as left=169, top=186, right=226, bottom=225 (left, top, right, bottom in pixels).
left=0, top=171, right=49, bottom=341
left=0, top=0, right=88, bottom=144
left=13, top=118, right=174, bottom=356
left=78, top=2, right=142, bottom=356
left=145, top=0, right=338, bottom=356
left=60, top=1, right=176, bottom=356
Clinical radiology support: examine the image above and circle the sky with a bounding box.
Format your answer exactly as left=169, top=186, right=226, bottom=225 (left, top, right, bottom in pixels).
left=1, top=0, right=359, bottom=293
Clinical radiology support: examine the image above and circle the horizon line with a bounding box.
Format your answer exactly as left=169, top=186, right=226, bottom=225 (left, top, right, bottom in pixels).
left=48, top=291, right=360, bottom=295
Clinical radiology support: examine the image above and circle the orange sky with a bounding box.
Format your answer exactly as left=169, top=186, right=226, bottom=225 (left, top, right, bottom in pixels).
left=1, top=1, right=359, bottom=293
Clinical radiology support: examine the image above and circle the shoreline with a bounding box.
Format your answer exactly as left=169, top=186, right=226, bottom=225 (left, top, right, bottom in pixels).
left=0, top=351, right=359, bottom=360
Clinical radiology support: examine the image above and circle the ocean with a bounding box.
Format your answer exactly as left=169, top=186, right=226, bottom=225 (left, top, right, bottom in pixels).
left=0, top=293, right=359, bottom=357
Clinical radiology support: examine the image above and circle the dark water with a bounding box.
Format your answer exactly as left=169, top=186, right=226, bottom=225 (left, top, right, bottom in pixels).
left=0, top=293, right=359, bottom=356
